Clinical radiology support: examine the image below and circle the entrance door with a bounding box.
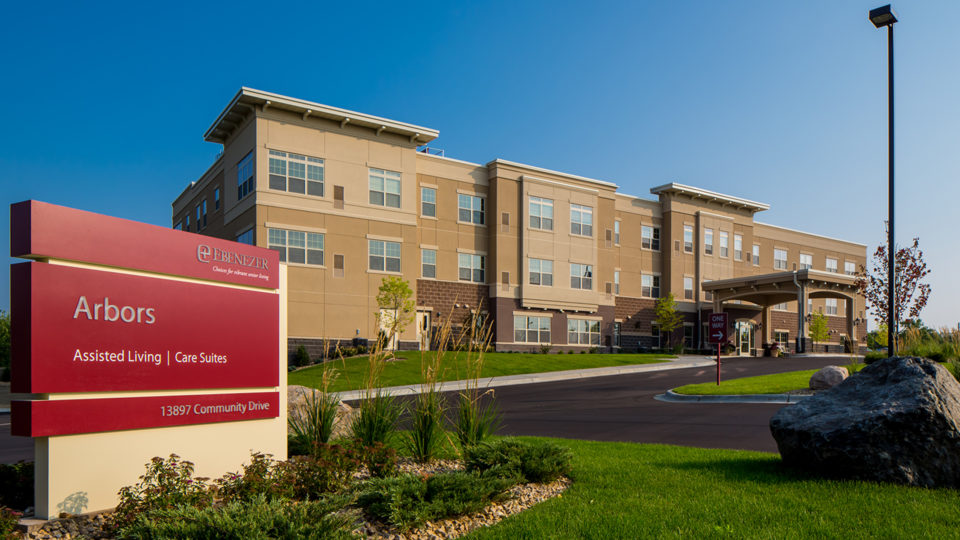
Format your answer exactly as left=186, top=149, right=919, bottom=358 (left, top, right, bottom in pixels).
left=737, top=321, right=754, bottom=355
left=416, top=311, right=431, bottom=351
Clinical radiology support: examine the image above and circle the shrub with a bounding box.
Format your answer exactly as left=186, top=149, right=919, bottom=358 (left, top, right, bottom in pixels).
left=465, top=438, right=572, bottom=484
left=0, top=506, right=20, bottom=540
left=117, top=493, right=356, bottom=540
left=455, top=392, right=501, bottom=449
left=351, top=392, right=403, bottom=447
left=293, top=345, right=311, bottom=368
left=113, top=454, right=212, bottom=530
left=567, top=350, right=573, bottom=354
left=539, top=345, right=551, bottom=354
left=0, top=461, right=33, bottom=510
left=216, top=447, right=360, bottom=504
left=357, top=471, right=513, bottom=531
left=864, top=350, right=886, bottom=364
left=343, top=347, right=358, bottom=357
left=356, top=344, right=368, bottom=355
left=405, top=390, right=447, bottom=463
left=289, top=388, right=341, bottom=449
left=358, top=442, right=398, bottom=478
left=579, top=350, right=585, bottom=354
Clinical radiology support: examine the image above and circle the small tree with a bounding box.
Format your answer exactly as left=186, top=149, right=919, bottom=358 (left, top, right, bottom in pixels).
left=376, top=277, right=415, bottom=350
left=855, top=237, right=931, bottom=353
left=655, top=293, right=684, bottom=349
left=809, top=311, right=829, bottom=348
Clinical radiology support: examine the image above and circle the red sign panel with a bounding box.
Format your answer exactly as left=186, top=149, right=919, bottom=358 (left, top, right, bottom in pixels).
left=11, top=262, right=279, bottom=393
left=11, top=392, right=279, bottom=437
left=10, top=200, right=278, bottom=289
left=708, top=313, right=729, bottom=344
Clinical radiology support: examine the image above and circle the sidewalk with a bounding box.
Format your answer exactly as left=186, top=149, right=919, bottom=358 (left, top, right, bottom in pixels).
left=334, top=355, right=718, bottom=401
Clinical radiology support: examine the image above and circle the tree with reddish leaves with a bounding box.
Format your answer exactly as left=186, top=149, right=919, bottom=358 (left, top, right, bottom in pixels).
left=855, top=237, right=931, bottom=352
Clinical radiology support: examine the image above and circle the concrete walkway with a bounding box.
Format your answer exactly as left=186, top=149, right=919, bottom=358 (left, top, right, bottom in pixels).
left=336, top=355, right=717, bottom=401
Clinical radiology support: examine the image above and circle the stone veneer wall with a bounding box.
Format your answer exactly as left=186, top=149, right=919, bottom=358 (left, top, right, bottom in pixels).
left=416, top=279, right=490, bottom=346
left=491, top=297, right=617, bottom=352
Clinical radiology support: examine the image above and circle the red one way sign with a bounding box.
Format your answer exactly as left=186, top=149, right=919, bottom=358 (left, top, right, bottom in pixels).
left=708, top=313, right=728, bottom=344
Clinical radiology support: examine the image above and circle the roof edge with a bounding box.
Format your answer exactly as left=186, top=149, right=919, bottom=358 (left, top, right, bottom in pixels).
left=487, top=158, right=619, bottom=189
left=650, top=182, right=770, bottom=212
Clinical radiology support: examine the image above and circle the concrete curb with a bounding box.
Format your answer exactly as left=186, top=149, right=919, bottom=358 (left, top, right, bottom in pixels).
left=339, top=358, right=718, bottom=401
left=655, top=388, right=812, bottom=404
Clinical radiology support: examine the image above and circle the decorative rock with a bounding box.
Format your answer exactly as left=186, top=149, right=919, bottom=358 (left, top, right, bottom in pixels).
left=771, top=356, right=960, bottom=487
left=808, top=365, right=849, bottom=390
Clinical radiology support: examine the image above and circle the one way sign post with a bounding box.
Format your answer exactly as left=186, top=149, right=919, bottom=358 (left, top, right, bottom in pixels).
left=708, top=313, right=729, bottom=385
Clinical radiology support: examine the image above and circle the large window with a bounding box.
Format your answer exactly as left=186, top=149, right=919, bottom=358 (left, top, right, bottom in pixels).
left=570, top=263, right=593, bottom=290
left=642, top=226, right=660, bottom=250
left=268, top=228, right=324, bottom=265
left=800, top=253, right=813, bottom=270
left=214, top=188, right=221, bottom=210
left=421, top=187, right=436, bottom=217
left=774, top=331, right=789, bottom=347
left=458, top=253, right=485, bottom=283
left=458, top=194, right=485, bottom=225
left=826, top=258, right=838, bottom=273
left=641, top=274, right=660, bottom=298
left=845, top=261, right=857, bottom=276
left=684, top=325, right=694, bottom=349
left=704, top=228, right=714, bottom=255
left=369, top=168, right=401, bottom=208
left=753, top=244, right=760, bottom=266
left=613, top=322, right=621, bottom=347
left=201, top=200, right=208, bottom=228
left=570, top=204, right=593, bottom=236
left=774, top=248, right=788, bottom=270
left=614, top=270, right=620, bottom=295
left=529, top=258, right=553, bottom=286
left=237, top=152, right=254, bottom=200
left=529, top=196, right=554, bottom=231
left=734, top=234, right=743, bottom=261
left=236, top=229, right=253, bottom=245
left=683, top=225, right=693, bottom=253
left=196, top=204, right=202, bottom=231
left=514, top=315, right=551, bottom=343
left=825, top=298, right=838, bottom=316
left=614, top=221, right=621, bottom=244
left=568, top=319, right=600, bottom=345
left=651, top=323, right=661, bottom=349
left=683, top=276, right=694, bottom=300
left=369, top=240, right=401, bottom=272
left=422, top=249, right=436, bottom=279
left=269, top=150, right=324, bottom=196
left=719, top=231, right=729, bottom=257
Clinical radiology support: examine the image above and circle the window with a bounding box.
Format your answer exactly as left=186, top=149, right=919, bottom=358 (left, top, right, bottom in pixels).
left=774, top=302, right=789, bottom=311
left=683, top=225, right=693, bottom=253
left=268, top=229, right=324, bottom=265
left=185, top=214, right=190, bottom=232
left=514, top=315, right=551, bottom=343
left=236, top=229, right=253, bottom=245
left=195, top=205, right=202, bottom=230
left=642, top=226, right=660, bottom=250
left=613, top=322, right=621, bottom=347
left=825, top=298, right=838, bottom=316
left=421, top=187, right=436, bottom=217
left=614, top=271, right=620, bottom=295
left=845, top=261, right=857, bottom=276
left=704, top=228, right=714, bottom=255
left=684, top=325, right=694, bottom=349
left=237, top=152, right=254, bottom=200
left=369, top=168, right=401, bottom=208
left=753, top=244, right=760, bottom=266
left=268, top=150, right=324, bottom=196
left=684, top=277, right=694, bottom=300
left=800, top=253, right=813, bottom=270
left=703, top=282, right=713, bottom=302
left=201, top=200, right=208, bottom=228
left=458, top=194, right=485, bottom=225
left=570, top=263, right=593, bottom=290
left=422, top=249, right=436, bottom=279
left=458, top=253, right=485, bottom=283
left=719, top=231, right=729, bottom=257
left=826, top=258, right=838, bottom=273
left=570, top=204, right=593, bottom=236
left=734, top=234, right=743, bottom=261
left=568, top=319, right=600, bottom=345
left=641, top=274, right=660, bottom=298
left=529, top=258, right=553, bottom=286
left=614, top=221, right=621, bottom=244
left=774, top=249, right=788, bottom=270
left=369, top=240, right=401, bottom=273
left=529, top=196, right=554, bottom=231
left=214, top=188, right=220, bottom=210
left=808, top=298, right=814, bottom=314
left=775, top=331, right=789, bottom=347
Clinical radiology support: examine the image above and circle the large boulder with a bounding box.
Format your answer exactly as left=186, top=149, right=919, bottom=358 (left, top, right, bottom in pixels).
left=770, top=357, right=960, bottom=487
left=808, top=365, right=848, bottom=391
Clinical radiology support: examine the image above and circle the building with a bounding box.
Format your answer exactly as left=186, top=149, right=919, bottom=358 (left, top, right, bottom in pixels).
left=172, top=88, right=867, bottom=358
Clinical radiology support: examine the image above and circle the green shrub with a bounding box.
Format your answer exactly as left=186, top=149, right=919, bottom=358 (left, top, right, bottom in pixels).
left=539, top=345, right=551, bottom=354
left=567, top=350, right=573, bottom=354
left=465, top=438, right=572, bottom=484
left=579, top=350, right=585, bottom=354
left=0, top=461, right=33, bottom=510
left=216, top=448, right=360, bottom=504
left=117, top=493, right=356, bottom=540
left=113, top=454, right=213, bottom=530
left=357, top=471, right=513, bottom=531
left=358, top=442, right=398, bottom=478
left=404, top=390, right=446, bottom=463
left=356, top=344, right=368, bottom=355
left=343, top=347, right=358, bottom=357
left=0, top=506, right=20, bottom=540
left=455, top=392, right=501, bottom=449
left=864, top=350, right=886, bottom=364
left=289, top=388, right=341, bottom=449
left=288, top=434, right=311, bottom=457
left=293, top=345, right=311, bottom=368
left=351, top=392, right=403, bottom=447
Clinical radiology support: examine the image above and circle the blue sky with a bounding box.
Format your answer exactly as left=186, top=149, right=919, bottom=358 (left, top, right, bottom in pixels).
left=1, top=1, right=957, bottom=329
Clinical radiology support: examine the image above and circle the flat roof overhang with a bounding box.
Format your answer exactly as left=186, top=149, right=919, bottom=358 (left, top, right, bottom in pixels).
left=703, top=269, right=860, bottom=307
left=650, top=182, right=770, bottom=213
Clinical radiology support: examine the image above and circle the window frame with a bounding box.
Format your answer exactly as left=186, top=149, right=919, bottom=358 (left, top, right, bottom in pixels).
left=214, top=188, right=221, bottom=210
left=368, top=168, right=402, bottom=208
left=529, top=258, right=554, bottom=287
left=570, top=263, right=593, bottom=290
left=421, top=187, right=437, bottom=218
left=641, top=274, right=660, bottom=298
left=458, top=193, right=486, bottom=225
left=529, top=196, right=554, bottom=231
left=734, top=234, right=743, bottom=261
left=458, top=253, right=485, bottom=283
left=683, top=276, right=694, bottom=300
left=704, top=228, right=714, bottom=255
left=753, top=244, right=760, bottom=266
left=421, top=249, right=436, bottom=279
left=683, top=225, right=693, bottom=253
left=567, top=318, right=600, bottom=346
left=826, top=257, right=838, bottom=273
left=268, top=228, right=324, bottom=266
left=719, top=231, right=729, bottom=258
left=237, top=152, right=254, bottom=201
left=514, top=315, right=551, bottom=344
left=570, top=204, right=594, bottom=237
left=369, top=239, right=401, bottom=273
left=614, top=270, right=620, bottom=295
left=845, top=261, right=857, bottom=276
left=774, top=248, right=788, bottom=270
left=268, top=150, right=324, bottom=197
left=799, top=253, right=813, bottom=270
left=825, top=298, right=838, bottom=316
left=614, top=220, right=621, bottom=245
left=641, top=225, right=660, bottom=251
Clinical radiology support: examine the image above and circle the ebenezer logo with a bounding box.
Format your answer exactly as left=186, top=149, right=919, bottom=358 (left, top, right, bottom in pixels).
left=196, top=244, right=270, bottom=270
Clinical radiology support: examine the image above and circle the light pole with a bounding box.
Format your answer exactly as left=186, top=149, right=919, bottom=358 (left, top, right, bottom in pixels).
left=869, top=4, right=897, bottom=358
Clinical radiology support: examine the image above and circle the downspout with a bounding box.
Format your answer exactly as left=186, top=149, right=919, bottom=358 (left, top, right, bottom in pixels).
left=793, top=270, right=803, bottom=354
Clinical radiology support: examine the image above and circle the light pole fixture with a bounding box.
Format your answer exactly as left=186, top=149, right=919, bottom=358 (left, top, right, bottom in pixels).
left=869, top=4, right=897, bottom=358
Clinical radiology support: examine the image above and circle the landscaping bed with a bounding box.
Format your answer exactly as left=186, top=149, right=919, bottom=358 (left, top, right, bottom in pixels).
left=672, top=364, right=865, bottom=396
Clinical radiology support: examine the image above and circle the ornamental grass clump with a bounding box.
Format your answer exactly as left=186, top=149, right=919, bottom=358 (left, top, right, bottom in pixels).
left=404, top=314, right=453, bottom=463
left=351, top=327, right=404, bottom=447
left=289, top=370, right=341, bottom=449
left=454, top=303, right=501, bottom=450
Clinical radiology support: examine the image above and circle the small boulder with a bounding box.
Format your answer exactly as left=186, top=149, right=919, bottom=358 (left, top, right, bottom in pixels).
left=808, top=365, right=849, bottom=391
left=771, top=356, right=960, bottom=488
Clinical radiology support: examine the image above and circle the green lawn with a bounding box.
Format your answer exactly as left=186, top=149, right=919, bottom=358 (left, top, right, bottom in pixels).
left=288, top=352, right=671, bottom=392
left=673, top=364, right=865, bottom=396
left=468, top=438, right=960, bottom=539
